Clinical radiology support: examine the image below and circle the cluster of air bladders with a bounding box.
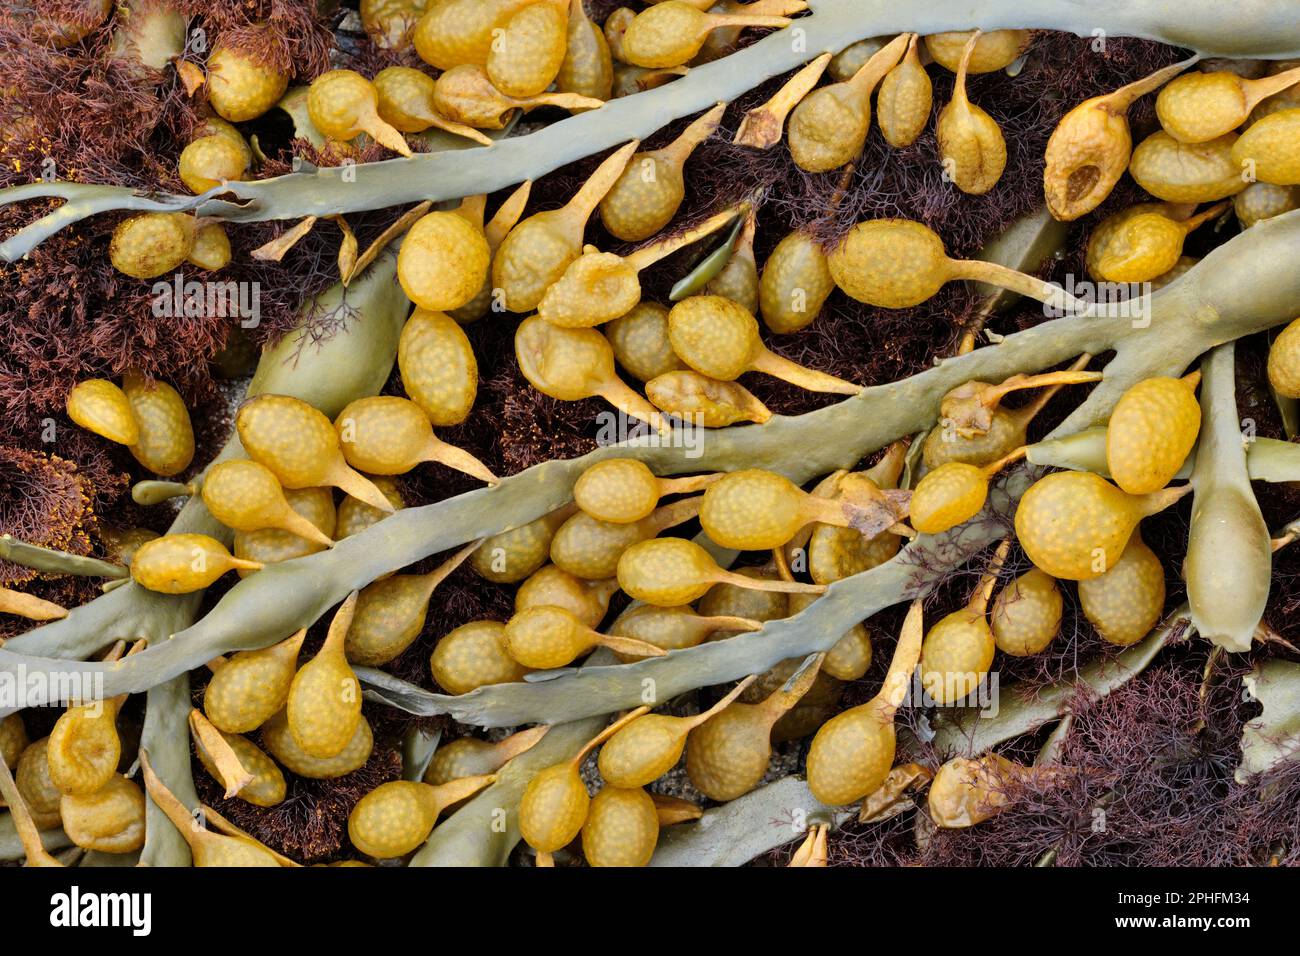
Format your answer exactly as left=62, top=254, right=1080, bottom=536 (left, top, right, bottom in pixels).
left=3, top=3, right=1300, bottom=867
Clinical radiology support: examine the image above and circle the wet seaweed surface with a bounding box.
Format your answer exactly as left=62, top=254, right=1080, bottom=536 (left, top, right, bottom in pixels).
left=0, top=7, right=1296, bottom=866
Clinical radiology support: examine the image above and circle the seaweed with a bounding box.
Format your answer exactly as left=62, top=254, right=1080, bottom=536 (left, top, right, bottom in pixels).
left=3, top=1, right=1300, bottom=868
